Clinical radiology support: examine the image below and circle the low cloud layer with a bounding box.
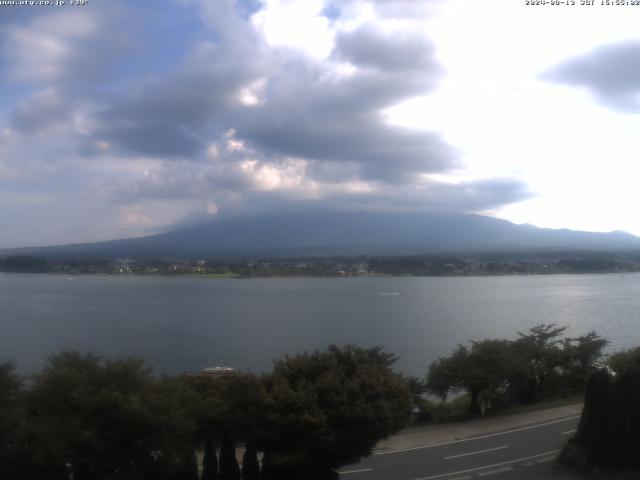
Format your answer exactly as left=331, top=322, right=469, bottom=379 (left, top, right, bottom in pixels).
left=0, top=0, right=530, bottom=247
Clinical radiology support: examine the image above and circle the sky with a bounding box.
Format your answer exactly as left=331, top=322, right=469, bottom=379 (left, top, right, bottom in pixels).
left=2, top=0, right=640, bottom=248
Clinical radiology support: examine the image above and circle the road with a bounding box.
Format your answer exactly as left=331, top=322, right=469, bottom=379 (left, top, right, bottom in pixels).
left=339, top=414, right=581, bottom=480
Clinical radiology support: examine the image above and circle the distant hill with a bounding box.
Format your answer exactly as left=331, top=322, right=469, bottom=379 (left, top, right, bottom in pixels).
left=3, top=211, right=640, bottom=260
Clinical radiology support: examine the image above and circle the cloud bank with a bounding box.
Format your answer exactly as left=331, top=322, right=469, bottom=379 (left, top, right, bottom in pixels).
left=544, top=41, right=640, bottom=111
left=0, top=0, right=530, bottom=247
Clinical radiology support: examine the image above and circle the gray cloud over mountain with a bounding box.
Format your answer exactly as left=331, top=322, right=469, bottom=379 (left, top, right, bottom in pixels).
left=0, top=0, right=530, bottom=247
left=544, top=41, right=640, bottom=111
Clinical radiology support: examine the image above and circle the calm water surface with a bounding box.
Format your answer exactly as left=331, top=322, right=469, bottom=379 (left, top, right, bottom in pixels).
left=1, top=273, right=639, bottom=376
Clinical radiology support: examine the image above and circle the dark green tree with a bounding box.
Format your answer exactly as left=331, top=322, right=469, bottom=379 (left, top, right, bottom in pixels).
left=219, top=436, right=241, bottom=480
left=143, top=375, right=200, bottom=480
left=26, top=352, right=199, bottom=480
left=514, top=324, right=568, bottom=401
left=427, top=325, right=607, bottom=413
left=405, top=376, right=430, bottom=421
left=188, top=374, right=225, bottom=479
left=242, top=444, right=260, bottom=480
left=201, top=436, right=219, bottom=480
left=608, top=346, right=640, bottom=376
left=0, top=255, right=51, bottom=273
left=260, top=345, right=411, bottom=477
left=560, top=331, right=608, bottom=394
left=0, top=361, right=27, bottom=478
left=427, top=340, right=516, bottom=414
left=189, top=373, right=265, bottom=480
left=173, top=451, right=199, bottom=480
left=26, top=352, right=154, bottom=479
left=562, top=346, right=640, bottom=469
left=563, top=331, right=608, bottom=370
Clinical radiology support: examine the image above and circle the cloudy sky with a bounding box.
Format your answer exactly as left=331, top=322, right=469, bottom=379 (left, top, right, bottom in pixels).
left=2, top=0, right=640, bottom=248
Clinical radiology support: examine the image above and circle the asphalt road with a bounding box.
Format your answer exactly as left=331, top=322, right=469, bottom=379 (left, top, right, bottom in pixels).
left=339, top=414, right=581, bottom=480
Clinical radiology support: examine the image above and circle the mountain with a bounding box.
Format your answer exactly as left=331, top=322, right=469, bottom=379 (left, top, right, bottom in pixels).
left=3, top=212, right=640, bottom=260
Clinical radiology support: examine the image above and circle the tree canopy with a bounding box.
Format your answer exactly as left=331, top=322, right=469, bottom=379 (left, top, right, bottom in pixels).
left=562, top=346, right=640, bottom=470
left=258, top=345, right=411, bottom=477
left=0, top=345, right=411, bottom=480
left=23, top=352, right=199, bottom=480
left=426, top=324, right=608, bottom=414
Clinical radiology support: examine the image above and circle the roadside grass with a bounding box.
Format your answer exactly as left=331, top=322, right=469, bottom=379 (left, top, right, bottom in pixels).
left=413, top=392, right=584, bottom=426
left=496, top=393, right=583, bottom=417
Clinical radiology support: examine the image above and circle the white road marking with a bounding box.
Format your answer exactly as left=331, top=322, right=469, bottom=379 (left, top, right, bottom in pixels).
left=477, top=466, right=513, bottom=477
left=562, top=429, right=577, bottom=435
left=444, top=445, right=508, bottom=460
left=411, top=449, right=560, bottom=480
left=340, top=468, right=373, bottom=475
left=374, top=416, right=579, bottom=456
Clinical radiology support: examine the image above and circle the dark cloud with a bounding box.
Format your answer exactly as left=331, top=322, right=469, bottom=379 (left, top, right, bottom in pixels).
left=234, top=49, right=450, bottom=182
left=0, top=0, right=533, bottom=247
left=421, top=178, right=533, bottom=212
left=86, top=0, right=262, bottom=159
left=310, top=177, right=533, bottom=214
left=11, top=90, right=70, bottom=133
left=107, top=156, right=251, bottom=204
left=1, top=2, right=137, bottom=86
left=91, top=40, right=259, bottom=158
left=334, top=24, right=439, bottom=72
left=76, top=0, right=520, bottom=213
left=103, top=142, right=531, bottom=220
left=87, top=7, right=452, bottom=184
left=544, top=41, right=640, bottom=111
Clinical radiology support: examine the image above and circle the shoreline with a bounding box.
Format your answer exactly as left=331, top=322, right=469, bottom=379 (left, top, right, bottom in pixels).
left=2, top=270, right=639, bottom=279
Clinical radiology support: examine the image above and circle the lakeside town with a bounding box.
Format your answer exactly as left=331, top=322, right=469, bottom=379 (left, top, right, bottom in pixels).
left=3, top=251, right=640, bottom=277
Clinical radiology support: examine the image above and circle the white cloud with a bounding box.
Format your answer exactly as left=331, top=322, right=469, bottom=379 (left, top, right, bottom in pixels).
left=6, top=0, right=640, bottom=247
left=240, top=157, right=309, bottom=191
left=237, top=78, right=267, bottom=106
left=3, top=11, right=95, bottom=82
left=252, top=0, right=334, bottom=58
left=382, top=0, right=640, bottom=234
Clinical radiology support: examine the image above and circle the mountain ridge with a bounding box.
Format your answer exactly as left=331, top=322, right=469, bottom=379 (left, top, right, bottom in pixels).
left=2, top=212, right=640, bottom=260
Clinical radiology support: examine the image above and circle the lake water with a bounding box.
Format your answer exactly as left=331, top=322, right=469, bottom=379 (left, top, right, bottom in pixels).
left=1, top=273, right=639, bottom=377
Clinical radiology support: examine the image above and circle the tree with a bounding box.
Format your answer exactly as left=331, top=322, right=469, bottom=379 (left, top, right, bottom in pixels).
left=201, top=436, right=219, bottom=480
left=189, top=373, right=265, bottom=480
left=260, top=345, right=411, bottom=477
left=26, top=352, right=199, bottom=480
left=241, top=444, right=260, bottom=480
left=561, top=346, right=640, bottom=470
left=560, top=332, right=608, bottom=393
left=514, top=324, right=568, bottom=401
left=26, top=352, right=151, bottom=479
left=188, top=374, right=225, bottom=478
left=608, top=346, right=640, bottom=376
left=173, top=451, right=199, bottom=480
left=219, top=435, right=241, bottom=480
left=0, top=361, right=27, bottom=478
left=563, top=331, right=608, bottom=370
left=0, top=255, right=51, bottom=273
left=427, top=325, right=608, bottom=413
left=405, top=376, right=430, bottom=421
left=427, top=340, right=516, bottom=414
left=141, top=375, right=200, bottom=480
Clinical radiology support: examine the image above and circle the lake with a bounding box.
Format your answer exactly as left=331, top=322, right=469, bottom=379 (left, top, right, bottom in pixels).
left=1, top=273, right=639, bottom=376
